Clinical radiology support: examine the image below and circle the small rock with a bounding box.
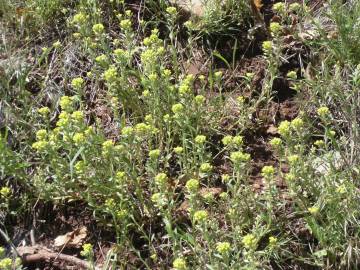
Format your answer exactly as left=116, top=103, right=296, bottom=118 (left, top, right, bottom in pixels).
left=171, top=0, right=205, bottom=17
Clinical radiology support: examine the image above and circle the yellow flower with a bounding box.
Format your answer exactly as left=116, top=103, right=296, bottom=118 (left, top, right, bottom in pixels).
left=237, top=96, right=245, bottom=104
left=269, top=137, right=282, bottom=148
left=120, top=19, right=132, bottom=30
left=0, top=258, right=12, bottom=270
left=172, top=103, right=184, bottom=115
left=269, top=236, right=277, bottom=246
left=273, top=2, right=286, bottom=13
left=194, top=135, right=206, bottom=144
left=230, top=151, right=251, bottom=164
left=59, top=96, right=72, bottom=111
left=291, top=118, right=304, bottom=130
left=155, top=173, right=168, bottom=186
left=233, top=135, right=243, bottom=146
left=53, top=40, right=61, bottom=48
left=185, top=179, right=199, bottom=193
left=308, top=206, right=319, bottom=215
left=74, top=161, right=85, bottom=174
left=134, top=123, right=151, bottom=136
left=32, top=141, right=49, bottom=151
left=270, top=22, right=282, bottom=35
left=103, top=66, right=118, bottom=82
left=221, top=174, right=230, bottom=183
left=222, top=135, right=233, bottom=146
left=102, top=140, right=114, bottom=153
left=194, top=95, right=205, bottom=105
left=314, top=140, right=325, bottom=147
left=200, top=163, right=212, bottom=173
left=288, top=155, right=299, bottom=166
left=148, top=73, right=157, bottom=82
left=184, top=20, right=194, bottom=30
left=80, top=243, right=93, bottom=257
left=278, top=120, right=291, bottom=137
left=261, top=165, right=275, bottom=179
left=216, top=241, right=231, bottom=254
left=72, top=12, right=87, bottom=25
left=71, top=111, right=84, bottom=121
left=162, top=69, right=172, bottom=77
left=92, top=23, right=104, bottom=35
left=174, top=146, right=183, bottom=154
left=242, top=234, right=257, bottom=250
left=285, top=173, right=295, bottom=182
left=317, top=106, right=330, bottom=118
left=95, top=54, right=109, bottom=66
left=287, top=71, right=297, bottom=79
left=121, top=126, right=134, bottom=137
left=173, top=258, right=186, bottom=270
left=0, top=187, right=11, bottom=197
left=73, top=133, right=85, bottom=145
left=71, top=77, right=84, bottom=90
left=214, top=71, right=223, bottom=79
left=116, top=209, right=128, bottom=219
left=262, top=41, right=273, bottom=54
left=36, top=129, right=47, bottom=140
left=38, top=107, right=50, bottom=116
left=193, top=210, right=208, bottom=223
left=149, top=149, right=160, bottom=159
left=166, top=6, right=177, bottom=15
left=289, top=3, right=301, bottom=12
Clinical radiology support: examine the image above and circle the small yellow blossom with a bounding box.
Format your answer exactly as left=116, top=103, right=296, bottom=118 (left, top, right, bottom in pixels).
left=200, top=163, right=212, bottom=173
left=174, top=146, right=184, bottom=154
left=92, top=23, right=104, bottom=35
left=194, top=135, right=206, bottom=145
left=242, top=234, right=257, bottom=250
left=278, top=120, right=291, bottom=137
left=120, top=19, right=132, bottom=30
left=149, top=149, right=160, bottom=159
left=38, top=107, right=50, bottom=116
left=222, top=135, right=233, bottom=146
left=166, top=6, right=177, bottom=15
left=155, top=173, right=168, bottom=186
left=104, top=66, right=118, bottom=82
left=59, top=96, right=72, bottom=111
left=261, top=165, right=275, bottom=179
left=173, top=258, right=186, bottom=270
left=185, top=179, right=199, bottom=193
left=317, top=106, right=330, bottom=118
left=0, top=187, right=11, bottom=197
left=308, top=206, right=319, bottom=215
left=230, top=151, right=251, bottom=164
left=80, top=243, right=93, bottom=257
left=193, top=210, right=208, bottom=223
left=216, top=241, right=231, bottom=254
left=71, top=77, right=84, bottom=90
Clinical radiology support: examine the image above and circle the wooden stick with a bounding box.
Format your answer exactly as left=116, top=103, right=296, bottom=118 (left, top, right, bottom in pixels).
left=17, top=246, right=100, bottom=270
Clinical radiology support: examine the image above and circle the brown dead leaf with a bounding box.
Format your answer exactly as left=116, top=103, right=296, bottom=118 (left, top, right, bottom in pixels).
left=199, top=187, right=222, bottom=197
left=253, top=0, right=263, bottom=11
left=54, top=226, right=88, bottom=249
left=266, top=125, right=278, bottom=135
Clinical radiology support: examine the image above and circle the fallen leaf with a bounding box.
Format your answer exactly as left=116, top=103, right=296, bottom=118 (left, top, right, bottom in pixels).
left=54, top=226, right=87, bottom=249
left=199, top=187, right=222, bottom=197
left=266, top=125, right=278, bottom=135
left=253, top=0, right=263, bottom=11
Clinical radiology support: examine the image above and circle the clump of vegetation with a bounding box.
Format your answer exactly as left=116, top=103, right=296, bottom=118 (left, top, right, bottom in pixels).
left=1, top=0, right=360, bottom=269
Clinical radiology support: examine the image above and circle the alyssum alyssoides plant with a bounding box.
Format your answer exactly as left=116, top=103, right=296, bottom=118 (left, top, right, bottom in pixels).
left=267, top=104, right=360, bottom=268
left=31, top=4, right=233, bottom=263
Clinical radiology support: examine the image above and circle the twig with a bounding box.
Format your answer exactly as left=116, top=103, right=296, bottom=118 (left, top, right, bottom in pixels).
left=17, top=246, right=100, bottom=270
left=0, top=225, right=20, bottom=257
